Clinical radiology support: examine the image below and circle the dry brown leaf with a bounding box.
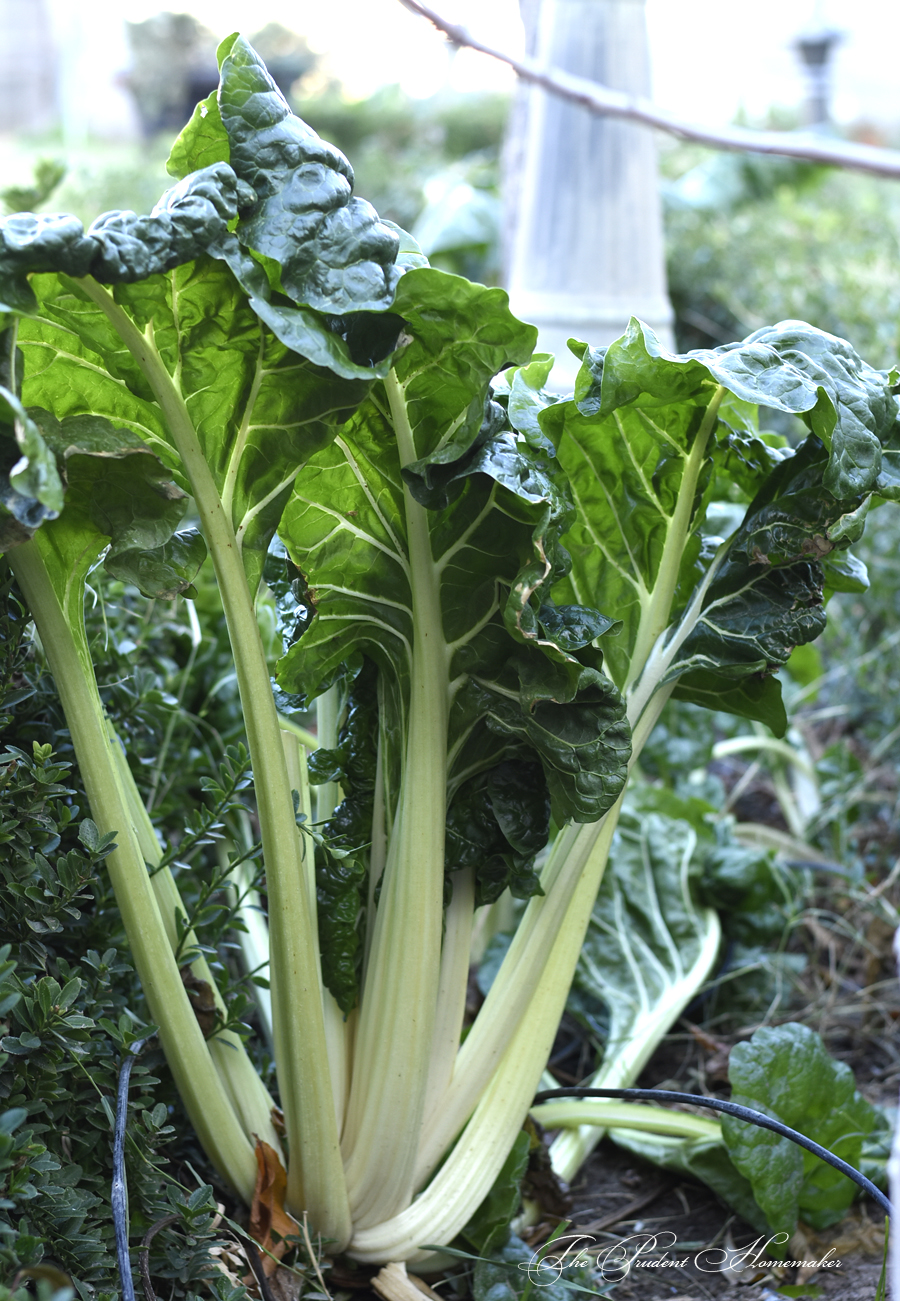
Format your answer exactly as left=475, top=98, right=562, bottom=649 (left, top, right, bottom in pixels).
left=685, top=1021, right=729, bottom=1056
left=249, top=1138, right=299, bottom=1273
left=790, top=1225, right=821, bottom=1284
left=820, top=1210, right=886, bottom=1258
left=179, top=963, right=220, bottom=1037
left=267, top=1264, right=305, bottom=1301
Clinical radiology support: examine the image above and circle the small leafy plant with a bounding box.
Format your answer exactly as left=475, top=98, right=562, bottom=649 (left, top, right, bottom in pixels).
left=0, top=727, right=246, bottom=1295
left=1, top=33, right=898, bottom=1268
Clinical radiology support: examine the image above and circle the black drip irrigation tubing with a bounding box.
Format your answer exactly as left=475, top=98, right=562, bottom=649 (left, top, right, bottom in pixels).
left=113, top=1038, right=147, bottom=1301
left=533, top=1085, right=894, bottom=1221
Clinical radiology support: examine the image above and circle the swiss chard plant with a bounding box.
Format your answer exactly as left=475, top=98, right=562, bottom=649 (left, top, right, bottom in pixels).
left=1, top=33, right=898, bottom=1268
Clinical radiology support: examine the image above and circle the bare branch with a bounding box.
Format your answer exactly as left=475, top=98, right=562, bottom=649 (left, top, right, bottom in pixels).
left=398, top=0, right=900, bottom=182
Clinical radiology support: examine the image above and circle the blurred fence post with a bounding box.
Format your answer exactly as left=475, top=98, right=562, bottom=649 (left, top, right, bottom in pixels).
left=505, top=0, right=673, bottom=388
left=0, top=0, right=56, bottom=134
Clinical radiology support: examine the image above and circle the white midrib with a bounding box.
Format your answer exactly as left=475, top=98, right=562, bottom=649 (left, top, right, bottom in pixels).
left=219, top=328, right=265, bottom=524
left=340, top=368, right=451, bottom=1228
left=624, top=387, right=726, bottom=702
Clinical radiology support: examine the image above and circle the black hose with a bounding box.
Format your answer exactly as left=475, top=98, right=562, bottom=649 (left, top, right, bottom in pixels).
left=113, top=1038, right=147, bottom=1301
left=532, top=1085, right=893, bottom=1221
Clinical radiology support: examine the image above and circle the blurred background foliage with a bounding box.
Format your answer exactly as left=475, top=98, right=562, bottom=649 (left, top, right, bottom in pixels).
left=662, top=142, right=900, bottom=368
left=8, top=36, right=900, bottom=361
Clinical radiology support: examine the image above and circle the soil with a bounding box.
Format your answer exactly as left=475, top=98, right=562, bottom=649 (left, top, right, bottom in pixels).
left=562, top=1137, right=886, bottom=1300
left=525, top=957, right=896, bottom=1301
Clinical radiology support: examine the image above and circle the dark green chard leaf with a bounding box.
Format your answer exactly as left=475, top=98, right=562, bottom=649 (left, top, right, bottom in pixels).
left=0, top=394, right=63, bottom=547
left=166, top=34, right=406, bottom=382
left=30, top=409, right=206, bottom=598
left=722, top=1022, right=879, bottom=1235
left=308, top=660, right=380, bottom=1015
left=16, top=255, right=372, bottom=597
left=666, top=434, right=875, bottom=729
left=277, top=267, right=628, bottom=825
left=217, top=36, right=400, bottom=316
left=492, top=353, right=562, bottom=455
left=2, top=37, right=406, bottom=597
left=0, top=326, right=63, bottom=545
left=0, top=165, right=242, bottom=316
left=544, top=319, right=897, bottom=730
left=2, top=406, right=202, bottom=600
left=445, top=761, right=548, bottom=907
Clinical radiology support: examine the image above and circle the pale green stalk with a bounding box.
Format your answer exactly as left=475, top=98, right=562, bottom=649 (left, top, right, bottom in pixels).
left=414, top=694, right=670, bottom=1188
left=110, top=736, right=283, bottom=1156
left=532, top=1100, right=721, bottom=1143
left=414, top=810, right=620, bottom=1187
left=351, top=785, right=630, bottom=1265
left=281, top=729, right=351, bottom=1131
left=469, top=890, right=515, bottom=966
left=530, top=393, right=730, bottom=1184
left=340, top=369, right=449, bottom=1228
left=281, top=731, right=316, bottom=907
left=363, top=730, right=386, bottom=979
left=221, top=834, right=274, bottom=1050
left=9, top=537, right=258, bottom=1203
left=422, top=867, right=475, bottom=1123
left=75, top=276, right=350, bottom=1247
left=315, top=686, right=342, bottom=825
left=276, top=714, right=320, bottom=751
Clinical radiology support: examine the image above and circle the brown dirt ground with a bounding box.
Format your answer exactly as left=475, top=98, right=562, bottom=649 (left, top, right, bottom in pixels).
left=561, top=1136, right=886, bottom=1300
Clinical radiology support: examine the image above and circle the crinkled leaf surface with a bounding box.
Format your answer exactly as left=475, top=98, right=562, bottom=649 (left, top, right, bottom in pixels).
left=0, top=326, right=64, bottom=545
left=277, top=267, right=629, bottom=825
left=0, top=165, right=241, bottom=316
left=722, top=1022, right=879, bottom=1234
left=9, top=414, right=199, bottom=701
left=309, top=661, right=379, bottom=1016
left=2, top=39, right=406, bottom=593
left=1, top=401, right=202, bottom=601
left=470, top=1231, right=596, bottom=1301
left=544, top=319, right=897, bottom=730
left=216, top=37, right=401, bottom=317
left=0, top=395, right=63, bottom=547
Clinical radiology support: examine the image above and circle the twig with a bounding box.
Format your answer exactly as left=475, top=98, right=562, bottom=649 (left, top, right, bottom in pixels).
left=397, top=0, right=900, bottom=181
left=138, top=1214, right=180, bottom=1301
left=302, top=1209, right=333, bottom=1300
left=239, top=1234, right=279, bottom=1301
left=574, top=1180, right=671, bottom=1234
left=112, top=1037, right=147, bottom=1301
left=868, top=855, right=900, bottom=901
